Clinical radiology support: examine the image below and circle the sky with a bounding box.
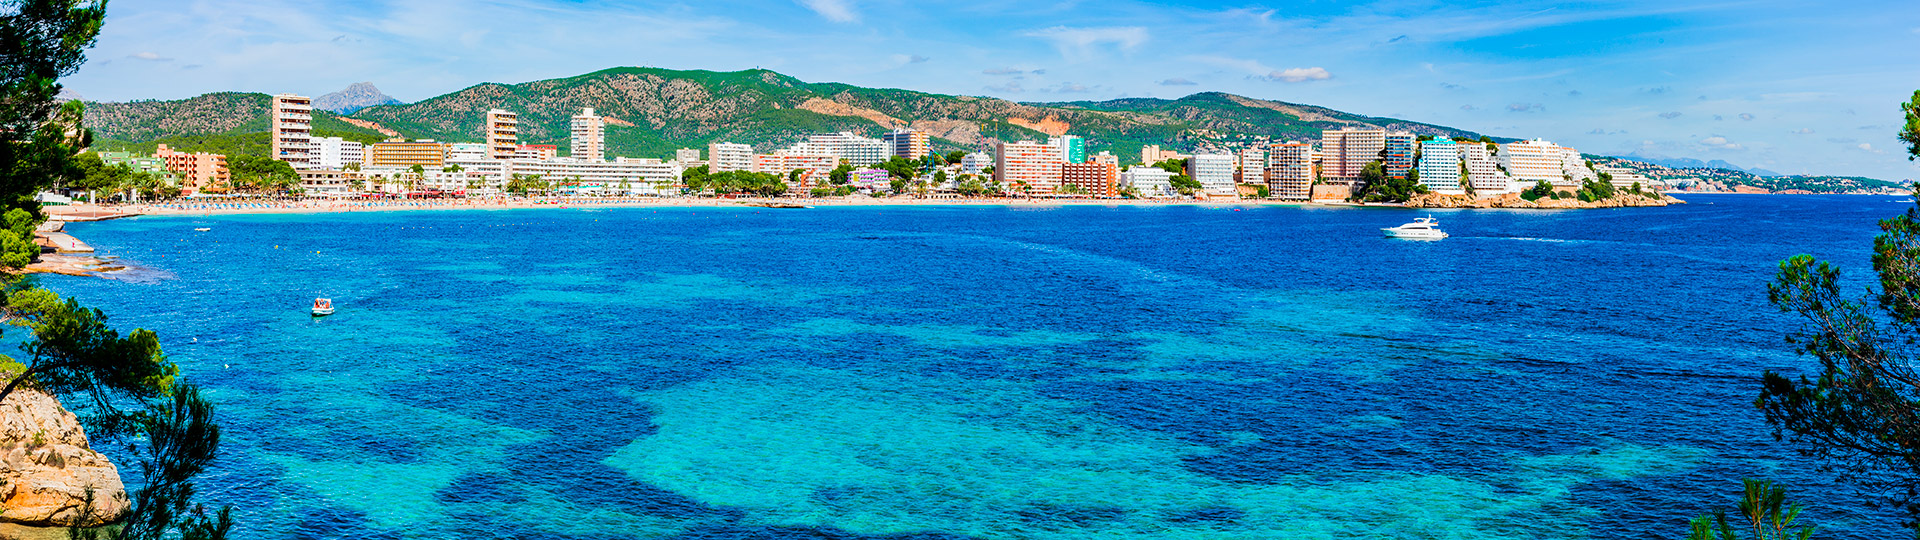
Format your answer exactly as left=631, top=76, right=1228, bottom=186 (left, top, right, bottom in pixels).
left=64, top=0, right=1920, bottom=180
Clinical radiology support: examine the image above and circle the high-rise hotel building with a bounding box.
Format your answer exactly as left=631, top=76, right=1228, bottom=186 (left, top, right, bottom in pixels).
left=1415, top=140, right=1463, bottom=194
left=487, top=109, right=518, bottom=161
left=1265, top=142, right=1314, bottom=201
left=271, top=93, right=315, bottom=169
left=993, top=140, right=1064, bottom=194
left=1319, top=128, right=1385, bottom=183
left=1383, top=132, right=1416, bottom=179
left=707, top=142, right=754, bottom=172
left=571, top=108, right=606, bottom=162
left=883, top=129, right=929, bottom=160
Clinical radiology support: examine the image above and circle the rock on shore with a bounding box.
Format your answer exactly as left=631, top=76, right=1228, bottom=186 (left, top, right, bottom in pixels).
left=0, top=388, right=129, bottom=527
left=1405, top=192, right=1685, bottom=209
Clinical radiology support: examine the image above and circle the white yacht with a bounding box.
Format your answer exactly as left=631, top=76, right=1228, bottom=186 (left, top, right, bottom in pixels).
left=1382, top=216, right=1448, bottom=239
left=311, top=298, right=335, bottom=317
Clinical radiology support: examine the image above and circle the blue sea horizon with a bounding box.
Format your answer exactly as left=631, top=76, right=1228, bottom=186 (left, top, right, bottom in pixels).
left=40, top=194, right=1911, bottom=539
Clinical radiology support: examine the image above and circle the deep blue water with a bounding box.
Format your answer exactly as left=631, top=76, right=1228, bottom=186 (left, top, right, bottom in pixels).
left=38, top=195, right=1913, bottom=539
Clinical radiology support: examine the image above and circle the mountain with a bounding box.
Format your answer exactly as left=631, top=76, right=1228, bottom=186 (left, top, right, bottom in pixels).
left=313, top=82, right=402, bottom=114
left=82, top=67, right=1490, bottom=161
left=1591, top=155, right=1902, bottom=194
left=1621, top=153, right=1784, bottom=177
left=82, top=92, right=391, bottom=157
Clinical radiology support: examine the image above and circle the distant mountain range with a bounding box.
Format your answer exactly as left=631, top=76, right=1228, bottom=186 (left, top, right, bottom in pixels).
left=313, top=82, right=402, bottom=114
left=1622, top=153, right=1782, bottom=177
left=81, top=66, right=1487, bottom=161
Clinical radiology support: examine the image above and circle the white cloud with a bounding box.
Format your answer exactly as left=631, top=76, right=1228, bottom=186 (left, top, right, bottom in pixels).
left=1701, top=136, right=1742, bottom=150
left=130, top=51, right=171, bottom=61
left=1860, top=143, right=1884, bottom=154
left=1263, top=67, right=1331, bottom=83
left=1791, top=128, right=1813, bottom=134
left=1024, top=26, right=1148, bottom=60
left=1159, top=78, right=1196, bottom=86
left=797, top=0, right=858, bottom=23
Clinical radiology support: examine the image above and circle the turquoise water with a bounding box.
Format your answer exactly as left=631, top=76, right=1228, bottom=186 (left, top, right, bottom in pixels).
left=42, top=196, right=1910, bottom=538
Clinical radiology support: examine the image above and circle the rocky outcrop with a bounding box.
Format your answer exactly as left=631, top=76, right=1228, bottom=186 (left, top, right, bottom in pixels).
left=0, top=388, right=128, bottom=527
left=314, top=82, right=402, bottom=114
left=1405, top=192, right=1685, bottom=209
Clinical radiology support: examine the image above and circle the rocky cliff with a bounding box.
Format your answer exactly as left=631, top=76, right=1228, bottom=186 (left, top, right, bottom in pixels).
left=314, top=82, right=402, bottom=114
left=0, top=388, right=129, bottom=527
left=1405, top=192, right=1684, bottom=209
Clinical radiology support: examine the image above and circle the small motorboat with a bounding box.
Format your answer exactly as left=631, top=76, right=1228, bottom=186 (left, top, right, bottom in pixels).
left=1382, top=216, right=1449, bottom=240
left=194, top=228, right=210, bottom=232
left=311, top=298, right=335, bottom=316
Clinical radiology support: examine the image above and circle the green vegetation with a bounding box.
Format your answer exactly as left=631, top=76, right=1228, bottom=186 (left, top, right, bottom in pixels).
left=1348, top=161, right=1428, bottom=203
left=87, top=66, right=1488, bottom=166
left=1686, top=479, right=1816, bottom=540
left=680, top=167, right=788, bottom=196
left=1753, top=93, right=1920, bottom=530
left=1520, top=180, right=1556, bottom=202
left=0, top=1, right=232, bottom=538
left=227, top=154, right=298, bottom=194
left=1902, top=90, right=1920, bottom=160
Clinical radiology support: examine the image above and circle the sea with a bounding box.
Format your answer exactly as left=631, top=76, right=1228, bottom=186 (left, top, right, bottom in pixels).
left=38, top=194, right=1914, bottom=539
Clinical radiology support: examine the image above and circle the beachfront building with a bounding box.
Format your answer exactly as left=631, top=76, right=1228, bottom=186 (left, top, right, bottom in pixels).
left=883, top=129, right=929, bottom=160
left=1060, top=162, right=1119, bottom=197
left=1049, top=135, right=1087, bottom=164
left=271, top=93, right=315, bottom=170
left=1265, top=142, right=1313, bottom=201
left=960, top=153, right=990, bottom=175
left=1321, top=128, right=1385, bottom=183
left=1090, top=151, right=1119, bottom=167
left=673, top=148, right=704, bottom=169
left=994, top=140, right=1065, bottom=194
left=1121, top=166, right=1174, bottom=198
left=852, top=168, right=891, bottom=193
left=752, top=152, right=838, bottom=185
left=487, top=109, right=518, bottom=161
left=808, top=132, right=887, bottom=167
left=297, top=169, right=364, bottom=196
left=507, top=157, right=682, bottom=196
left=1383, top=133, right=1416, bottom=179
left=1560, top=147, right=1598, bottom=184
left=1498, top=139, right=1568, bottom=187
left=572, top=108, right=605, bottom=162
left=368, top=140, right=449, bottom=168
left=708, top=142, right=753, bottom=172
left=516, top=144, right=558, bottom=161
left=1416, top=140, right=1465, bottom=194
left=1188, top=153, right=1236, bottom=197
left=1597, top=165, right=1653, bottom=189
left=1460, top=143, right=1511, bottom=195
left=312, top=137, right=365, bottom=170
left=1237, top=147, right=1267, bottom=185
left=154, top=144, right=229, bottom=194
left=96, top=152, right=175, bottom=179
left=446, top=142, right=490, bottom=162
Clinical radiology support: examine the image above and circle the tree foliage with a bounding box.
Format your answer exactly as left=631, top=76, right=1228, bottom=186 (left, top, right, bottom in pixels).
left=227, top=154, right=297, bottom=194
left=1349, top=160, right=1429, bottom=203
left=1687, top=479, right=1817, bottom=540
left=1902, top=90, right=1920, bottom=161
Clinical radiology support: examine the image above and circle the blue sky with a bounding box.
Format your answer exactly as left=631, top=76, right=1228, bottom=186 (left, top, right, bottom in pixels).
left=66, top=0, right=1920, bottom=180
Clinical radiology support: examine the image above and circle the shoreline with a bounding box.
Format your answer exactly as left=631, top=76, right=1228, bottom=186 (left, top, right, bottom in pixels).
left=76, top=194, right=1727, bottom=218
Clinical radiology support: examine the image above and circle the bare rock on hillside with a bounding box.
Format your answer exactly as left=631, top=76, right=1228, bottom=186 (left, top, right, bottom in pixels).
left=0, top=388, right=129, bottom=527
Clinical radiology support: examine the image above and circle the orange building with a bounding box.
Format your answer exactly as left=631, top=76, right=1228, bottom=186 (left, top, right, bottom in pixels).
left=154, top=144, right=229, bottom=194
left=1060, top=162, right=1118, bottom=197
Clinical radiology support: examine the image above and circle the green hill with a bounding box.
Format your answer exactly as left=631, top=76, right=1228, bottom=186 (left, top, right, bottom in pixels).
left=81, top=67, right=1490, bottom=162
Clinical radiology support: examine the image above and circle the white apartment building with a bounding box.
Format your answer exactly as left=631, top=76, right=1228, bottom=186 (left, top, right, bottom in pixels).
left=1265, top=142, right=1313, bottom=201
left=960, top=153, right=990, bottom=175
left=1460, top=143, right=1512, bottom=195
left=1237, top=147, right=1266, bottom=185
left=674, top=148, right=704, bottom=168
left=1416, top=140, right=1465, bottom=194
left=572, top=108, right=606, bottom=162
left=508, top=158, right=682, bottom=195
left=1499, top=139, right=1568, bottom=187
left=271, top=93, right=315, bottom=169
left=486, top=109, right=518, bottom=161
left=707, top=142, right=754, bottom=172
left=1121, top=166, right=1174, bottom=198
left=446, top=142, right=490, bottom=162
left=994, top=140, right=1065, bottom=194
left=752, top=153, right=838, bottom=185
left=1560, top=147, right=1597, bottom=184
left=1187, top=153, right=1236, bottom=197
left=311, top=137, right=364, bottom=170
left=808, top=132, right=887, bottom=167
left=1321, top=128, right=1385, bottom=182
left=1597, top=165, right=1654, bottom=189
